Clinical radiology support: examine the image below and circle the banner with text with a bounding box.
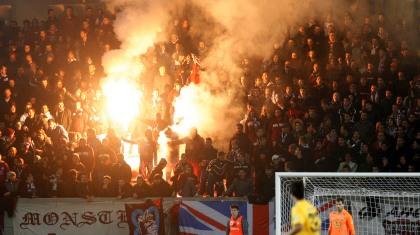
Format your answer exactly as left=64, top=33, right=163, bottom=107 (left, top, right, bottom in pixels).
left=14, top=198, right=130, bottom=235
left=12, top=198, right=274, bottom=235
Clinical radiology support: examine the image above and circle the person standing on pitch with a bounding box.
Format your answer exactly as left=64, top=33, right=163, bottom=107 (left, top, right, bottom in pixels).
left=328, top=198, right=355, bottom=235
left=288, top=180, right=321, bottom=235
left=226, top=204, right=248, bottom=235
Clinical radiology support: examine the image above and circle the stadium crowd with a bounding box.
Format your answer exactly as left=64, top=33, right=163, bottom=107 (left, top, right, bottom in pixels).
left=0, top=3, right=417, bottom=214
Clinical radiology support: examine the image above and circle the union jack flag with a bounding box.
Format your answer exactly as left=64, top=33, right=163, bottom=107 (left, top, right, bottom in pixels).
left=179, top=200, right=248, bottom=235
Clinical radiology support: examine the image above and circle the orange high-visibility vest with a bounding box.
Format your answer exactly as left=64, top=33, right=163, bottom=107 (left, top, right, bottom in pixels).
left=229, top=215, right=244, bottom=235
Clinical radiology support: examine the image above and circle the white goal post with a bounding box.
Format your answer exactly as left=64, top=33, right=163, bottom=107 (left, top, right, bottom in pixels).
left=275, top=172, right=420, bottom=235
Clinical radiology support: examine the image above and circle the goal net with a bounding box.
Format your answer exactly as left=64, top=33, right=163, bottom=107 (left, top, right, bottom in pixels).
left=275, top=173, right=420, bottom=235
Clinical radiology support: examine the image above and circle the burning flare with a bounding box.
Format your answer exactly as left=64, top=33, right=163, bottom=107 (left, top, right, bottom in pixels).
left=157, top=131, right=170, bottom=160
left=171, top=85, right=203, bottom=138
left=156, top=84, right=206, bottom=164
left=102, top=78, right=142, bottom=130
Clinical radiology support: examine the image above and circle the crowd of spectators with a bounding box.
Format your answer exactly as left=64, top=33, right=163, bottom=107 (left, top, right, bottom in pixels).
left=0, top=3, right=417, bottom=213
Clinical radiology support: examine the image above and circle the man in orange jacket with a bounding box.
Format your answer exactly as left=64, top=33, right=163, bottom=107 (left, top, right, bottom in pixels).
left=328, top=198, right=356, bottom=235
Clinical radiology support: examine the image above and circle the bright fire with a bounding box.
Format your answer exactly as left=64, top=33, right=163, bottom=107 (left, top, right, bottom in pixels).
left=157, top=131, right=170, bottom=160
left=172, top=84, right=202, bottom=138
left=157, top=84, right=203, bottom=165
left=102, top=79, right=142, bottom=130
left=122, top=140, right=140, bottom=175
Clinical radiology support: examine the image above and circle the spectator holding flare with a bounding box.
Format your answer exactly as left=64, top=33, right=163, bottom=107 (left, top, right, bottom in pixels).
left=328, top=198, right=355, bottom=235
left=122, top=129, right=156, bottom=178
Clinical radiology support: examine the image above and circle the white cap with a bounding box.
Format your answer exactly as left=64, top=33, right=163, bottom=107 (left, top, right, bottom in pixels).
left=272, top=154, right=280, bottom=161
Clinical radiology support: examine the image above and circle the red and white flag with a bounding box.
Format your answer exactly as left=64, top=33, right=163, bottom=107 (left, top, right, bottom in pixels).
left=189, top=53, right=201, bottom=84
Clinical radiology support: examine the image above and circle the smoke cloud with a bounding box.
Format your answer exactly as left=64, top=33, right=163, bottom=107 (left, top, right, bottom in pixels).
left=183, top=0, right=359, bottom=147
left=101, top=0, right=418, bottom=148
left=100, top=0, right=177, bottom=133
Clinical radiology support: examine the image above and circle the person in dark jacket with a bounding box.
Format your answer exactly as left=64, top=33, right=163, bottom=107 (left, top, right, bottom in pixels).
left=0, top=171, right=19, bottom=216
left=132, top=175, right=151, bottom=199
left=202, top=137, right=217, bottom=161
left=123, top=129, right=157, bottom=179
left=150, top=174, right=172, bottom=197
left=111, top=153, right=132, bottom=184
left=183, top=128, right=205, bottom=178
left=24, top=108, right=42, bottom=133
left=95, top=175, right=116, bottom=197
left=53, top=101, right=72, bottom=130
left=116, top=179, right=132, bottom=199
left=47, top=168, right=63, bottom=197
left=198, top=138, right=217, bottom=194
left=69, top=153, right=86, bottom=173
left=0, top=155, right=10, bottom=184
left=74, top=138, right=95, bottom=176
left=76, top=172, right=94, bottom=200
left=59, top=169, right=78, bottom=197
left=229, top=124, right=251, bottom=154
left=46, top=118, right=69, bottom=145
left=171, top=154, right=192, bottom=192
left=259, top=167, right=275, bottom=201
left=206, top=151, right=227, bottom=197
left=148, top=158, right=167, bottom=183
left=224, top=169, right=253, bottom=197
left=69, top=101, right=89, bottom=134
left=176, top=165, right=197, bottom=197
left=19, top=173, right=37, bottom=198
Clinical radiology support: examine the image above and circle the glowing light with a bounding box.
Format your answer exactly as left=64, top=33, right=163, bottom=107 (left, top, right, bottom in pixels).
left=102, top=50, right=143, bottom=76
left=157, top=84, right=204, bottom=166
left=122, top=141, right=140, bottom=176
left=171, top=84, right=202, bottom=137
left=102, top=79, right=142, bottom=130
left=157, top=131, right=169, bottom=160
